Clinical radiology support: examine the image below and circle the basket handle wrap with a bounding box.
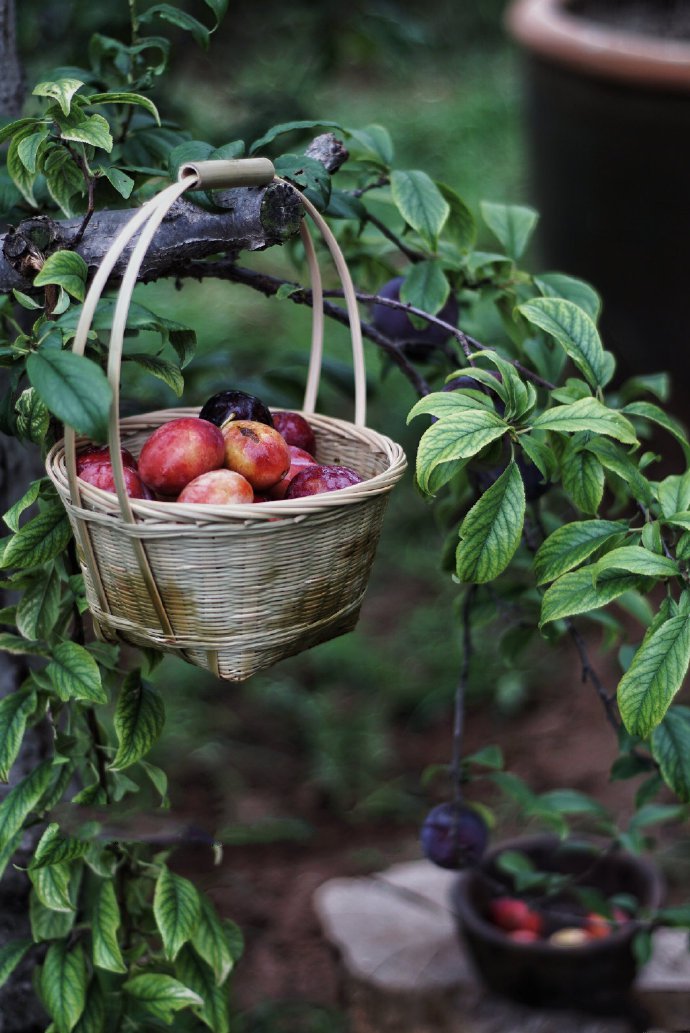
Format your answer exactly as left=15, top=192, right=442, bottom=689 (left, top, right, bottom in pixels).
left=64, top=158, right=367, bottom=644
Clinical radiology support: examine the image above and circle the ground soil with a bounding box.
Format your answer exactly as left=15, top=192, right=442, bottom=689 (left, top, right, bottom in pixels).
left=173, top=627, right=690, bottom=1017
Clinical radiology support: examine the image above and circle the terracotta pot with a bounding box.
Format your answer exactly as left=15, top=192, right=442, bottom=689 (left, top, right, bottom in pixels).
left=452, top=835, right=664, bottom=1014
left=505, top=0, right=690, bottom=392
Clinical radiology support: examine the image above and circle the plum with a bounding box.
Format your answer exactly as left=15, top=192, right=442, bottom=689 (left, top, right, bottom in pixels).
left=372, top=276, right=459, bottom=359
left=138, top=418, right=225, bottom=496
left=199, top=389, right=274, bottom=431
left=488, top=897, right=543, bottom=935
left=178, top=469, right=254, bottom=505
left=76, top=445, right=137, bottom=474
left=222, top=420, right=291, bottom=491
left=271, top=411, right=316, bottom=454
left=420, top=802, right=488, bottom=870
left=267, top=446, right=319, bottom=500
left=284, top=464, right=362, bottom=499
left=79, top=462, right=154, bottom=500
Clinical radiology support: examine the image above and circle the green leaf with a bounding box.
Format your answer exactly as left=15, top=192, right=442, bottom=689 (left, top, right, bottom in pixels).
left=15, top=387, right=51, bottom=443
left=139, top=3, right=211, bottom=48
left=27, top=349, right=112, bottom=441
left=40, top=942, right=87, bottom=1033
left=125, top=353, right=184, bottom=396
left=0, top=760, right=52, bottom=849
left=390, top=169, right=449, bottom=249
left=533, top=273, right=601, bottom=322
left=519, top=298, right=613, bottom=389
left=46, top=641, right=106, bottom=705
left=0, top=632, right=45, bottom=655
left=584, top=437, right=654, bottom=506
left=72, top=981, right=106, bottom=1033
left=621, top=401, right=690, bottom=463
left=7, top=129, right=38, bottom=206
left=0, top=688, right=36, bottom=782
left=618, top=614, right=690, bottom=737
left=176, top=948, right=229, bottom=1033
left=400, top=260, right=449, bottom=318
left=471, top=350, right=532, bottom=421
left=455, top=461, right=525, bottom=583
left=0, top=116, right=39, bottom=145
left=203, top=0, right=228, bottom=28
left=87, top=91, right=160, bottom=124
left=34, top=252, right=88, bottom=302
left=658, top=472, right=690, bottom=518
left=154, top=865, right=200, bottom=961
left=415, top=408, right=508, bottom=494
left=561, top=440, right=604, bottom=515
left=249, top=119, right=343, bottom=157
left=3, top=480, right=41, bottom=533
left=1, top=501, right=71, bottom=570
left=0, top=938, right=31, bottom=989
left=30, top=863, right=75, bottom=912
left=481, top=202, right=538, bottom=260
left=344, top=124, right=394, bottom=167
left=111, top=672, right=165, bottom=771
left=273, top=154, right=330, bottom=208
left=55, top=113, right=113, bottom=152
left=100, top=165, right=134, bottom=199
left=530, top=397, right=637, bottom=445
left=437, top=181, right=475, bottom=251
left=123, top=973, right=202, bottom=1022
left=30, top=889, right=75, bottom=942
left=407, top=390, right=493, bottom=422
left=651, top=706, right=690, bottom=802
left=33, top=78, right=84, bottom=116
left=191, top=895, right=235, bottom=985
left=593, top=546, right=679, bottom=580
left=92, top=879, right=126, bottom=973
left=534, top=520, right=628, bottom=585
left=43, top=145, right=86, bottom=216
left=16, top=567, right=62, bottom=641
left=518, top=434, right=559, bottom=482
left=17, top=128, right=49, bottom=173
left=31, top=823, right=90, bottom=869
left=540, top=567, right=643, bottom=626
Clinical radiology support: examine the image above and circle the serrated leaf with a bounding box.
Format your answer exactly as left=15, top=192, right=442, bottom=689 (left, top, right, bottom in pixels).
left=2, top=481, right=41, bottom=533
left=0, top=938, right=31, bottom=989
left=561, top=441, right=604, bottom=515
left=92, top=879, right=126, bottom=973
left=15, top=387, right=51, bottom=443
left=0, top=688, right=36, bottom=782
left=7, top=129, right=38, bottom=206
left=400, top=260, right=449, bottom=319
left=87, top=91, right=160, bottom=124
left=56, top=112, right=113, bottom=151
left=651, top=706, right=690, bottom=802
left=125, top=353, right=183, bottom=397
left=584, top=437, right=654, bottom=507
left=43, top=145, right=86, bottom=216
left=618, top=613, right=690, bottom=737
left=30, top=889, right=75, bottom=942
left=31, top=823, right=90, bottom=870
left=415, top=408, right=508, bottom=494
left=16, top=567, right=61, bottom=641
left=519, top=298, right=613, bottom=389
left=530, top=397, right=637, bottom=444
left=593, top=545, right=679, bottom=580
left=111, top=672, right=165, bottom=771
left=191, top=895, right=235, bottom=985
left=40, top=942, right=87, bottom=1033
left=533, top=272, right=601, bottom=322
left=407, top=391, right=493, bottom=423
left=481, top=201, right=538, bottom=260
left=33, top=78, right=84, bottom=116
left=390, top=169, right=449, bottom=249
left=154, top=866, right=200, bottom=961
left=72, top=981, right=105, bottom=1033
left=455, top=461, right=525, bottom=583
left=621, top=401, right=690, bottom=463
left=658, top=472, right=690, bottom=518
left=0, top=760, right=52, bottom=849
left=176, top=947, right=229, bottom=1033
left=534, top=520, right=628, bottom=585
left=34, top=251, right=88, bottom=302
left=46, top=641, right=106, bottom=705
left=27, top=349, right=112, bottom=441
left=30, top=863, right=75, bottom=912
left=1, top=501, right=71, bottom=570
left=540, top=567, right=643, bottom=626
left=471, top=350, right=531, bottom=421
left=124, top=973, right=202, bottom=1022
left=17, top=128, right=49, bottom=173
left=0, top=116, right=38, bottom=145
left=518, top=434, right=559, bottom=482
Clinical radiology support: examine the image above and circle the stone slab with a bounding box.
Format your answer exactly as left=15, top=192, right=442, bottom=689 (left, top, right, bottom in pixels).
left=314, top=859, right=690, bottom=1033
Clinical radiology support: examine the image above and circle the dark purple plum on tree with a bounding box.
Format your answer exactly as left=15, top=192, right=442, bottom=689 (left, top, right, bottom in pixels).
left=420, top=802, right=488, bottom=869
left=372, top=276, right=459, bottom=359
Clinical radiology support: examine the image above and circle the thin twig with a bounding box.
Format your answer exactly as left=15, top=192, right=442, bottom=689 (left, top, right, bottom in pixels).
left=364, top=210, right=426, bottom=263
left=565, top=620, right=621, bottom=735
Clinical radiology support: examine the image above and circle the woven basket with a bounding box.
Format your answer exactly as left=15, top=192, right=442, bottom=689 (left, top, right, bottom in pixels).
left=46, top=158, right=407, bottom=681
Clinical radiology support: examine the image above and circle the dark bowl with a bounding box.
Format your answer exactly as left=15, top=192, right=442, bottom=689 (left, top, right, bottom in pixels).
left=452, top=835, right=664, bottom=1014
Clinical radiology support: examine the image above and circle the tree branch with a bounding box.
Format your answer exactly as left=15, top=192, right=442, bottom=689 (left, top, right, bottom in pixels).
left=0, top=0, right=24, bottom=117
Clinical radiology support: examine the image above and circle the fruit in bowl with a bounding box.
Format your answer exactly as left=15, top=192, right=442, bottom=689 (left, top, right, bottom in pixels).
left=271, top=410, right=316, bottom=454
left=178, top=469, right=254, bottom=505
left=76, top=445, right=138, bottom=474
left=138, top=418, right=225, bottom=496
left=222, top=420, right=290, bottom=491
left=267, top=446, right=318, bottom=500
left=198, top=389, right=274, bottom=430
left=79, top=462, right=154, bottom=500
left=284, top=464, right=362, bottom=499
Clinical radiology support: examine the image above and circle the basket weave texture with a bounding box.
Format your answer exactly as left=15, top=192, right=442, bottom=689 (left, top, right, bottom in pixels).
left=45, top=159, right=407, bottom=681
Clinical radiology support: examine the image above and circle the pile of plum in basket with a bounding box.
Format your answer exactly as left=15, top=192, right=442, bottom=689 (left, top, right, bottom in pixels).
left=77, top=389, right=363, bottom=504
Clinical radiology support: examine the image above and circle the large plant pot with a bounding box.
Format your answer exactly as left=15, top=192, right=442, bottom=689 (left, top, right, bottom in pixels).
left=506, top=0, right=690, bottom=391
left=452, top=835, right=664, bottom=1015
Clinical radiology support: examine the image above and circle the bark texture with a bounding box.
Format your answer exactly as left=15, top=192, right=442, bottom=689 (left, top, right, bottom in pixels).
left=0, top=0, right=23, bottom=117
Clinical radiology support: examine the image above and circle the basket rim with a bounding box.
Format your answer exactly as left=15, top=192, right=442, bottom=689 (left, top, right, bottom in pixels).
left=46, top=406, right=407, bottom=525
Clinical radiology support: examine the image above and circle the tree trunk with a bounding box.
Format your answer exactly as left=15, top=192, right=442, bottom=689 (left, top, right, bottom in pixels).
left=0, top=0, right=23, bottom=117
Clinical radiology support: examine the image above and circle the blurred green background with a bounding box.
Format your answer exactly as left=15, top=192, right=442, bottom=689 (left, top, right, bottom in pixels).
left=20, top=0, right=531, bottom=823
